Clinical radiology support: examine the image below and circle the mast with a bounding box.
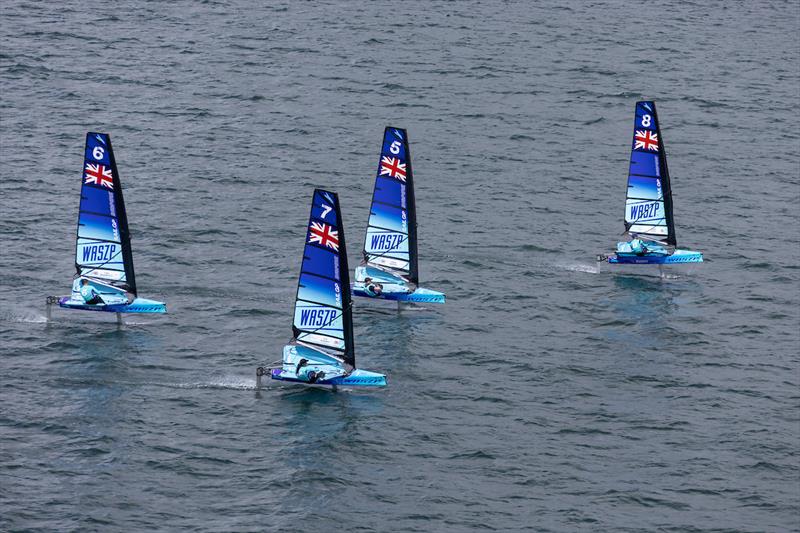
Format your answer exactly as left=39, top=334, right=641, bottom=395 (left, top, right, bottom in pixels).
left=652, top=102, right=677, bottom=246
left=106, top=134, right=137, bottom=294
left=336, top=189, right=355, bottom=366
left=404, top=128, right=419, bottom=284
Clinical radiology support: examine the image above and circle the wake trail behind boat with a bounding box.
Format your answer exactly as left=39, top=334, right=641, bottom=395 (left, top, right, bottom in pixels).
left=555, top=262, right=601, bottom=274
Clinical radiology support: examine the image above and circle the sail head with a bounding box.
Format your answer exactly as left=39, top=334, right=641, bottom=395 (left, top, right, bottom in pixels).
left=292, top=189, right=355, bottom=368
left=363, top=127, right=418, bottom=285
left=75, top=133, right=137, bottom=295
left=624, top=101, right=676, bottom=246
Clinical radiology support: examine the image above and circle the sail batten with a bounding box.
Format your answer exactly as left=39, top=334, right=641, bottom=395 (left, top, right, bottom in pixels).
left=362, top=127, right=418, bottom=285
left=624, top=101, right=677, bottom=246
left=74, top=133, right=137, bottom=294
left=292, top=189, right=355, bottom=368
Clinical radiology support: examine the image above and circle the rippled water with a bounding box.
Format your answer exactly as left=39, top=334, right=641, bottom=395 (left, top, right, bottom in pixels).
left=2, top=1, right=798, bottom=531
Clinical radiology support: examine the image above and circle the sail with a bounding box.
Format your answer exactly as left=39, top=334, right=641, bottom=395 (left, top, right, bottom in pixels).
left=74, top=132, right=137, bottom=295
left=624, top=101, right=676, bottom=246
left=292, top=189, right=355, bottom=367
left=362, top=127, right=418, bottom=285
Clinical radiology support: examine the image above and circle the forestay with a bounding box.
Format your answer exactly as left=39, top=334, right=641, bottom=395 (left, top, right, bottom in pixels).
left=292, top=189, right=355, bottom=368
left=624, top=101, right=677, bottom=246
left=362, top=127, right=418, bottom=285
left=75, top=132, right=137, bottom=295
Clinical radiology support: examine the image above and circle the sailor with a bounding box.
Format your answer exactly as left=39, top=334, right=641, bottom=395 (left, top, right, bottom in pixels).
left=363, top=277, right=383, bottom=297
left=80, top=279, right=105, bottom=305
left=630, top=238, right=649, bottom=256
left=295, top=358, right=325, bottom=383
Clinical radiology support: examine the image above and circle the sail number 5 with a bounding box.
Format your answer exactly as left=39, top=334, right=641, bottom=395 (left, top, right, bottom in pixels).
left=389, top=141, right=402, bottom=155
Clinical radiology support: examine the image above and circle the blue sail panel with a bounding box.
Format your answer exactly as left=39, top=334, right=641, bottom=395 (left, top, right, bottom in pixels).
left=80, top=186, right=118, bottom=217
left=363, top=127, right=418, bottom=283
left=629, top=151, right=660, bottom=178
left=627, top=175, right=663, bottom=201
left=292, top=190, right=354, bottom=366
left=74, top=133, right=136, bottom=292
left=624, top=102, right=675, bottom=245
left=368, top=203, right=408, bottom=234
left=372, top=176, right=406, bottom=208
left=77, top=213, right=122, bottom=242
left=297, top=274, right=343, bottom=309
left=301, top=245, right=341, bottom=281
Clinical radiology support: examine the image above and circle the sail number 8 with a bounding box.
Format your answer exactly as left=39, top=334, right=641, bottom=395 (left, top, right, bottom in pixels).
left=642, top=114, right=652, bottom=127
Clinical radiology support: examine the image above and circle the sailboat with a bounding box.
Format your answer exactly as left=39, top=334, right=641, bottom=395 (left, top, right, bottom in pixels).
left=52, top=133, right=166, bottom=314
left=597, top=102, right=703, bottom=274
left=352, top=127, right=445, bottom=303
left=258, top=189, right=387, bottom=388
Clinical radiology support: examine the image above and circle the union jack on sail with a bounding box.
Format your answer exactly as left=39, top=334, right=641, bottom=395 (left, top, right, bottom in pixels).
left=379, top=156, right=406, bottom=182
left=308, top=221, right=339, bottom=251
left=634, top=130, right=659, bottom=151
left=84, top=163, right=114, bottom=189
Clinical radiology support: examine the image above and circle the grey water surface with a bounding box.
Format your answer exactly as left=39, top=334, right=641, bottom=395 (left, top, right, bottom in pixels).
left=1, top=1, right=798, bottom=531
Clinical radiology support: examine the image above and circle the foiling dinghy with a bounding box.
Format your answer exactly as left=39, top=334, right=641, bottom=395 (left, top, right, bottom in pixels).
left=257, top=189, right=387, bottom=389
left=47, top=133, right=166, bottom=319
left=597, top=102, right=703, bottom=276
left=352, top=127, right=445, bottom=304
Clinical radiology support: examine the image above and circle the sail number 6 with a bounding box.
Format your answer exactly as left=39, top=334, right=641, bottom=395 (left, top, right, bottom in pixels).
left=92, top=146, right=105, bottom=160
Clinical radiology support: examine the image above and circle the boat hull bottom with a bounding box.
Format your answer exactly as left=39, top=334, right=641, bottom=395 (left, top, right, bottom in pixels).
left=57, top=296, right=167, bottom=314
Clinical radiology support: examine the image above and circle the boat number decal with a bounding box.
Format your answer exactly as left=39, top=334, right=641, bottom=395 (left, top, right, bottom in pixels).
left=92, top=146, right=105, bottom=160
left=389, top=141, right=401, bottom=155
left=320, top=203, right=332, bottom=219
left=641, top=114, right=652, bottom=127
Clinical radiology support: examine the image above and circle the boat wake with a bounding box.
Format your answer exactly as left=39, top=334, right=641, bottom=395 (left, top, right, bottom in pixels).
left=556, top=262, right=601, bottom=274
left=2, top=310, right=49, bottom=323
left=167, top=377, right=257, bottom=390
